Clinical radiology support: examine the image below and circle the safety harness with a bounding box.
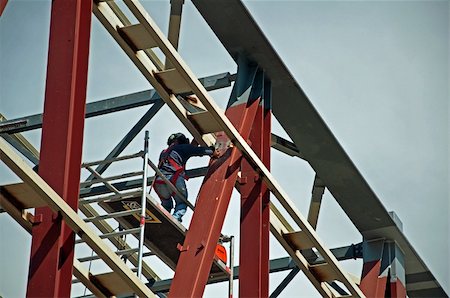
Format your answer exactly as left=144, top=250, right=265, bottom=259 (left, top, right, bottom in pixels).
left=155, top=145, right=187, bottom=194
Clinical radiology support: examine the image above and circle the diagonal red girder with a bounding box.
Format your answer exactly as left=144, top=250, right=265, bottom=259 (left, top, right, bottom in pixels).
left=0, top=0, right=8, bottom=16
left=169, top=97, right=261, bottom=297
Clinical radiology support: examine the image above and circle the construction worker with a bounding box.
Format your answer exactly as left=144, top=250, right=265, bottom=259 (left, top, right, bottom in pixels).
left=154, top=132, right=217, bottom=222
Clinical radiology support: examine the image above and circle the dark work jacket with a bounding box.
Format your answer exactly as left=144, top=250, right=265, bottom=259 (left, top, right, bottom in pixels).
left=158, top=144, right=213, bottom=177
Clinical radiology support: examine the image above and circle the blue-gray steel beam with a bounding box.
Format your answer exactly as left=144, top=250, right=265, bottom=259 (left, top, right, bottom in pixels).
left=269, top=267, right=300, bottom=298
left=85, top=99, right=165, bottom=181
left=147, top=244, right=362, bottom=293
left=165, top=0, right=184, bottom=69
left=0, top=72, right=234, bottom=134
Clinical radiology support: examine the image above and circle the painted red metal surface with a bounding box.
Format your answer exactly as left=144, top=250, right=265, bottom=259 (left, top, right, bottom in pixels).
left=360, top=239, right=406, bottom=298
left=0, top=0, right=8, bottom=16
left=390, top=279, right=406, bottom=298
left=360, top=260, right=388, bottom=297
left=261, top=101, right=271, bottom=297
left=169, top=99, right=261, bottom=297
left=239, top=101, right=271, bottom=297
left=27, top=1, right=92, bottom=297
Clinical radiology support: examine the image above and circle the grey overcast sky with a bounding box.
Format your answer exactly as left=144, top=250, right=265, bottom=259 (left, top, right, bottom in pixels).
left=0, top=1, right=448, bottom=297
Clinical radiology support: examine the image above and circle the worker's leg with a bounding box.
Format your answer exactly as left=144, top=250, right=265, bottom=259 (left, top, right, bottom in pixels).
left=173, top=176, right=188, bottom=222
left=154, top=182, right=173, bottom=213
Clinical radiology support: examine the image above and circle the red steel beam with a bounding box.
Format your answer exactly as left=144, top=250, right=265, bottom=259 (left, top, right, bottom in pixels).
left=239, top=77, right=271, bottom=297
left=360, top=239, right=388, bottom=298
left=360, top=259, right=388, bottom=297
left=169, top=98, right=261, bottom=297
left=0, top=0, right=7, bottom=16
left=260, top=84, right=271, bottom=297
left=27, top=1, right=92, bottom=297
left=390, top=279, right=406, bottom=298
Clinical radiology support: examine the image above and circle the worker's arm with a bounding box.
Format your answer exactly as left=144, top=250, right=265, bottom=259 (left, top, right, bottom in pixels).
left=175, top=144, right=216, bottom=161
left=186, top=145, right=215, bottom=157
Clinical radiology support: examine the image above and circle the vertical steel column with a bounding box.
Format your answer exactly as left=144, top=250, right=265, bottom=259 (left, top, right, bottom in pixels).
left=360, top=239, right=388, bottom=297
left=27, top=1, right=92, bottom=297
left=361, top=234, right=405, bottom=297
left=239, top=70, right=271, bottom=298
left=169, top=58, right=260, bottom=298
left=228, top=235, right=235, bottom=298
left=261, top=79, right=272, bottom=297
left=386, top=242, right=406, bottom=298
left=165, top=0, right=184, bottom=69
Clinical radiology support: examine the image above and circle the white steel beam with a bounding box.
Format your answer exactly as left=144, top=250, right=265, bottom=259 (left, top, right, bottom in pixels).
left=92, top=1, right=214, bottom=147
left=0, top=138, right=155, bottom=298
left=72, top=259, right=109, bottom=298
left=269, top=205, right=334, bottom=297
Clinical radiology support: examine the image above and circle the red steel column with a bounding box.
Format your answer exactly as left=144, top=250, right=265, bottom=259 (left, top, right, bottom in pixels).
left=360, top=239, right=388, bottom=297
left=239, top=74, right=271, bottom=298
left=260, top=81, right=271, bottom=297
left=0, top=0, right=8, bottom=16
left=360, top=239, right=406, bottom=298
left=27, top=1, right=92, bottom=297
left=170, top=63, right=261, bottom=298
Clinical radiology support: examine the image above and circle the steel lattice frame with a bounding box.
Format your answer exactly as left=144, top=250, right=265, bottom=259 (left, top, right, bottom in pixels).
left=0, top=1, right=447, bottom=298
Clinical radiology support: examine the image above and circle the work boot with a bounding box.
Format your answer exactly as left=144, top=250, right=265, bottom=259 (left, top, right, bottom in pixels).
left=173, top=214, right=182, bottom=223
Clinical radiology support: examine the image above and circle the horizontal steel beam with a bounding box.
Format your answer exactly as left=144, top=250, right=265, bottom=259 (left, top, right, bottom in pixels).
left=77, top=248, right=150, bottom=263
left=0, top=72, right=234, bottom=134
left=148, top=243, right=362, bottom=293
left=83, top=208, right=141, bottom=222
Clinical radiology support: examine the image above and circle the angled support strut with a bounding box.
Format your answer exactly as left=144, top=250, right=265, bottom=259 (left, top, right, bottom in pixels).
left=169, top=60, right=262, bottom=298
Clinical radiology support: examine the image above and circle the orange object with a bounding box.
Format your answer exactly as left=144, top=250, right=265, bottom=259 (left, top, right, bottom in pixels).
left=215, top=243, right=227, bottom=264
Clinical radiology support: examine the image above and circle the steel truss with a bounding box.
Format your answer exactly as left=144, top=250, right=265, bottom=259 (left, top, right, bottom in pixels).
left=92, top=0, right=364, bottom=296
left=0, top=0, right=363, bottom=297
left=1, top=0, right=447, bottom=298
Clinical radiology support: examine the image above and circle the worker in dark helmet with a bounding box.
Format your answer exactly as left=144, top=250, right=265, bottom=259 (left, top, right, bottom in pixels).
left=154, top=132, right=218, bottom=222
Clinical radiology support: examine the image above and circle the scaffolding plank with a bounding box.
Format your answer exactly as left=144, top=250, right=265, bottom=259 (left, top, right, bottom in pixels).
left=99, top=194, right=229, bottom=277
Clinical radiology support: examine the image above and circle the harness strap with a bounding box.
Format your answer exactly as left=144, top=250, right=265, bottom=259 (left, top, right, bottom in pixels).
left=156, top=147, right=187, bottom=196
